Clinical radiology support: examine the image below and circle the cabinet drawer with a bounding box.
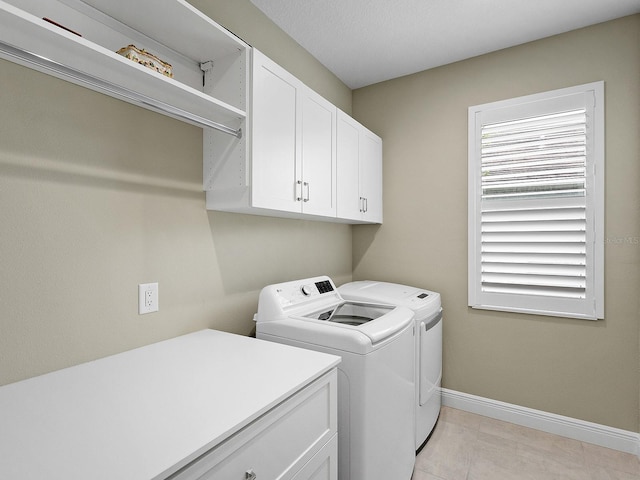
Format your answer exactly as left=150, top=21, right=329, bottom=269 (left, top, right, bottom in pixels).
left=291, top=434, right=337, bottom=480
left=171, top=370, right=337, bottom=480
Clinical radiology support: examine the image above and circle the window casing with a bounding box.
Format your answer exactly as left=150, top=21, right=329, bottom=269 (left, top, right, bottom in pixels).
left=468, top=82, right=604, bottom=320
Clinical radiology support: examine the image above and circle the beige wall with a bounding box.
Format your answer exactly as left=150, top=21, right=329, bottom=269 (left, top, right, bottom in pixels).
left=0, top=0, right=352, bottom=386
left=352, top=15, right=640, bottom=432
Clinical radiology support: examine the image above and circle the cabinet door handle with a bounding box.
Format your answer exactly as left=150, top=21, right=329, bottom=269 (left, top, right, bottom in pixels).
left=245, top=469, right=257, bottom=480
left=296, top=180, right=302, bottom=201
left=364, top=197, right=368, bottom=213
left=359, top=196, right=364, bottom=213
left=303, top=182, right=310, bottom=202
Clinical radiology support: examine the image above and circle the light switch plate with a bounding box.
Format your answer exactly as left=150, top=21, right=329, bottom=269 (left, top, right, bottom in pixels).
left=138, top=283, right=159, bottom=314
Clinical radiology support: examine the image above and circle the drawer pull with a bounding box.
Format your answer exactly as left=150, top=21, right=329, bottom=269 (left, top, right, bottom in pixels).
left=245, top=469, right=257, bottom=480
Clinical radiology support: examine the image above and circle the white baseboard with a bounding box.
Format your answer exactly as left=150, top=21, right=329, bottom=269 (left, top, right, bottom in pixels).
left=441, top=388, right=640, bottom=457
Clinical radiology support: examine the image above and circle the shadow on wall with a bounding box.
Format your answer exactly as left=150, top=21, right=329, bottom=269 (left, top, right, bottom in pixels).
left=352, top=224, right=382, bottom=271
left=207, top=210, right=353, bottom=295
left=0, top=151, right=203, bottom=200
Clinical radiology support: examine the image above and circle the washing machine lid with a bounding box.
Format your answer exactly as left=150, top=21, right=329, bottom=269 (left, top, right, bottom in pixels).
left=296, top=301, right=413, bottom=344
left=338, top=281, right=441, bottom=320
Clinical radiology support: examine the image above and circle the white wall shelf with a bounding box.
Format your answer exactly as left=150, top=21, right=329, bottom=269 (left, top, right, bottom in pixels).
left=0, top=0, right=248, bottom=136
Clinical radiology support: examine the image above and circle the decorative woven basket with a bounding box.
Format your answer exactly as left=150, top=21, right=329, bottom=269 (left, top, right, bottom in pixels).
left=116, top=44, right=173, bottom=78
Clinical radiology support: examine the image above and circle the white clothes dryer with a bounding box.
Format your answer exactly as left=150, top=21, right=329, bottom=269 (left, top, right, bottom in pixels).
left=254, top=276, right=416, bottom=480
left=339, top=280, right=442, bottom=451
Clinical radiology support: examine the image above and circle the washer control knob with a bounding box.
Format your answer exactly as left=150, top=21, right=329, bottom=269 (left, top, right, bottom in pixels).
left=301, top=284, right=314, bottom=296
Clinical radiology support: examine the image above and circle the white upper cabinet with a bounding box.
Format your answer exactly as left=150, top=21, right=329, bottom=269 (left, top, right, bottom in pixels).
left=336, top=110, right=383, bottom=224
left=336, top=112, right=362, bottom=219
left=251, top=49, right=301, bottom=213
left=360, top=127, right=383, bottom=223
left=206, top=49, right=338, bottom=220
left=0, top=0, right=249, bottom=136
left=299, top=87, right=337, bottom=217
left=251, top=49, right=336, bottom=217
left=206, top=49, right=383, bottom=224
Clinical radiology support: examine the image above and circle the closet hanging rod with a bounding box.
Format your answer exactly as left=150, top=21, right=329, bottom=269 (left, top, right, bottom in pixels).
left=0, top=40, right=243, bottom=139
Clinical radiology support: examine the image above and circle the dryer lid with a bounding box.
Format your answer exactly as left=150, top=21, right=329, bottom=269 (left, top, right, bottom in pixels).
left=339, top=281, right=441, bottom=320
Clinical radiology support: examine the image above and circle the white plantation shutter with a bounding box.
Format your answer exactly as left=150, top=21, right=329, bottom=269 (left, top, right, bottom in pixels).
left=468, top=83, right=604, bottom=320
left=481, top=110, right=588, bottom=201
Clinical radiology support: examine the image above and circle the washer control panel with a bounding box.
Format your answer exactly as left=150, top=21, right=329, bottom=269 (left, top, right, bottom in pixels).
left=310, top=280, right=334, bottom=294
left=294, top=279, right=335, bottom=299
left=296, top=279, right=335, bottom=298
left=264, top=276, right=340, bottom=311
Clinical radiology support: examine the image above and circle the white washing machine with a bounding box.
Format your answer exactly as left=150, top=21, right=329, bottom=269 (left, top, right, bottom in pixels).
left=338, top=281, right=442, bottom=451
left=254, top=276, right=416, bottom=480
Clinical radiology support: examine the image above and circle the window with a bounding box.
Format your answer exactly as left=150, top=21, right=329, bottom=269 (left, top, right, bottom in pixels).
left=468, top=82, right=604, bottom=320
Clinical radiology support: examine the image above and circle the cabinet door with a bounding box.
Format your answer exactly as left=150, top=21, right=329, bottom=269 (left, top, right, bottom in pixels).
left=300, top=90, right=336, bottom=217
left=336, top=110, right=361, bottom=220
left=360, top=129, right=383, bottom=223
left=251, top=49, right=301, bottom=213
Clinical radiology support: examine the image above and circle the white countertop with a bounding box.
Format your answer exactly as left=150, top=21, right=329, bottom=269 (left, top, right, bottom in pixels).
left=0, top=329, right=340, bottom=480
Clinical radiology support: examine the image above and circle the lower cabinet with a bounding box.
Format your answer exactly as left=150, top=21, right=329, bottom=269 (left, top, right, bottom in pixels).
left=169, top=370, right=338, bottom=480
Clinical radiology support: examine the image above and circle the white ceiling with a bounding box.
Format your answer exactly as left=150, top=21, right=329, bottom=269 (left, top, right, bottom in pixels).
left=249, top=0, right=640, bottom=89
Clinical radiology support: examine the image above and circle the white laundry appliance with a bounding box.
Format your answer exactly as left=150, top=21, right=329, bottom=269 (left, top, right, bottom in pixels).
left=254, top=276, right=416, bottom=480
left=338, top=280, right=442, bottom=451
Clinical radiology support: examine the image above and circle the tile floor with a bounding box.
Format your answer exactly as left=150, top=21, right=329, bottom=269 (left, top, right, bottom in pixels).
left=413, top=407, right=640, bottom=480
